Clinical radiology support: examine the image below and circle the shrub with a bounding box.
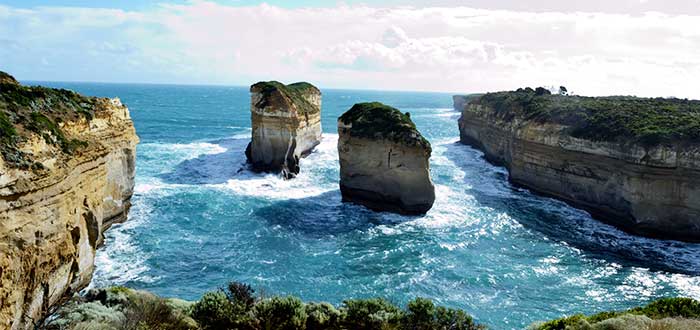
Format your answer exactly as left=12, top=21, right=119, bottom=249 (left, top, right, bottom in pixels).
left=402, top=298, right=485, bottom=330
left=121, top=292, right=195, bottom=330
left=305, top=302, right=343, bottom=330
left=190, top=291, right=238, bottom=330
left=341, top=298, right=403, bottom=330
left=226, top=281, right=257, bottom=309
left=533, top=298, right=700, bottom=330
left=254, top=296, right=307, bottom=330
left=403, top=298, right=436, bottom=330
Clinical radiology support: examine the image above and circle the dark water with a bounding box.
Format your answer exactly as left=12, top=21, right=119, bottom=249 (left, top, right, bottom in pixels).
left=30, top=81, right=700, bottom=329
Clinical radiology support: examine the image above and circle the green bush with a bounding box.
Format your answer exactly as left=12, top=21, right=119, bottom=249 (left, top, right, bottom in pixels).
left=188, top=281, right=487, bottom=330
left=305, top=302, right=343, bottom=330
left=341, top=298, right=403, bottom=330
left=533, top=298, right=700, bottom=330
left=402, top=298, right=485, bottom=330
left=190, top=291, right=239, bottom=330
left=254, top=296, right=308, bottom=330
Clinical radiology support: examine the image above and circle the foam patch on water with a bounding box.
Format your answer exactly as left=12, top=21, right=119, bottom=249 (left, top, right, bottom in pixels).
left=213, top=134, right=340, bottom=199
left=92, top=200, right=158, bottom=287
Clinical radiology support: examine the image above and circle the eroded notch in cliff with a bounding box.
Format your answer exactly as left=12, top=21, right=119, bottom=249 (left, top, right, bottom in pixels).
left=83, top=210, right=99, bottom=248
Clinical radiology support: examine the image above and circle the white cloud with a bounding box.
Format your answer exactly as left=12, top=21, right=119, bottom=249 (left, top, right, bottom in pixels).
left=0, top=2, right=698, bottom=97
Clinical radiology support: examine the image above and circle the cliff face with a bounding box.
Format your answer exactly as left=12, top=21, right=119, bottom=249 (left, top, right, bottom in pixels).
left=338, top=102, right=435, bottom=215
left=246, top=81, right=322, bottom=179
left=456, top=90, right=700, bottom=241
left=0, top=74, right=138, bottom=329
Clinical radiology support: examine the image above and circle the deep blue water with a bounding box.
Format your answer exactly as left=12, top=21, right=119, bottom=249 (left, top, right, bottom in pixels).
left=31, top=81, right=700, bottom=329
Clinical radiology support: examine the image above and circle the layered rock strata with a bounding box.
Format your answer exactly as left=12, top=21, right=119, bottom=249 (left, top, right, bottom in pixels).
left=245, top=81, right=322, bottom=179
left=0, top=73, right=138, bottom=329
left=338, top=102, right=435, bottom=214
left=457, top=88, right=700, bottom=241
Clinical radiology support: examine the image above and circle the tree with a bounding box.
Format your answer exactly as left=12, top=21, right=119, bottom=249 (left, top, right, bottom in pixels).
left=559, top=86, right=568, bottom=95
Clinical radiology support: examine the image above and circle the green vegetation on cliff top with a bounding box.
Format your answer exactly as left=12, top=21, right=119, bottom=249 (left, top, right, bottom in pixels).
left=471, top=87, right=700, bottom=145
left=532, top=297, right=700, bottom=330
left=0, top=70, right=95, bottom=169
left=47, top=282, right=700, bottom=330
left=339, top=102, right=431, bottom=149
left=48, top=282, right=486, bottom=330
left=251, top=81, right=320, bottom=115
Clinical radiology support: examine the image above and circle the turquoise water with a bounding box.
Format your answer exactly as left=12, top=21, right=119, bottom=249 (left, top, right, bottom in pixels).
left=32, top=82, right=700, bottom=329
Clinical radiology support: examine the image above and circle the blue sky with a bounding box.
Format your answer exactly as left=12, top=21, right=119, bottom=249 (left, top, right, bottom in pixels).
left=0, top=1, right=699, bottom=96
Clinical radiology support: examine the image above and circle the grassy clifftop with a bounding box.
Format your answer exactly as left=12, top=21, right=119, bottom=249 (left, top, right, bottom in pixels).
left=471, top=88, right=700, bottom=146
left=532, top=297, right=700, bottom=330
left=251, top=81, right=320, bottom=115
left=0, top=71, right=96, bottom=168
left=339, top=102, right=430, bottom=149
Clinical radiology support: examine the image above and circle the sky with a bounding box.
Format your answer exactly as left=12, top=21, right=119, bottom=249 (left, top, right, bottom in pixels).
left=1, top=0, right=699, bottom=97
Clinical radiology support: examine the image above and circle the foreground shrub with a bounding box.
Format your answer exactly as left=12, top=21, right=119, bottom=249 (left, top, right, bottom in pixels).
left=121, top=292, right=195, bottom=330
left=532, top=297, right=700, bottom=330
left=45, top=288, right=196, bottom=330
left=305, top=302, right=343, bottom=330
left=403, top=298, right=486, bottom=330
left=254, top=296, right=308, bottom=330
left=341, top=298, right=402, bottom=330
left=189, top=282, right=487, bottom=330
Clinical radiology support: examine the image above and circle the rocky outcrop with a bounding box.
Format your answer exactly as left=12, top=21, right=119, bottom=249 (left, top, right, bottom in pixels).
left=338, top=102, right=435, bottom=214
left=0, top=73, right=138, bottom=329
left=457, top=89, right=700, bottom=241
left=245, top=81, right=322, bottom=179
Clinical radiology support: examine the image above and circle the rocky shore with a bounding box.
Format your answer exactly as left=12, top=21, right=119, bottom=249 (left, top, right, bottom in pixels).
left=457, top=88, right=700, bottom=241
left=338, top=102, right=435, bottom=214
left=246, top=81, right=322, bottom=179
left=0, top=73, right=138, bottom=329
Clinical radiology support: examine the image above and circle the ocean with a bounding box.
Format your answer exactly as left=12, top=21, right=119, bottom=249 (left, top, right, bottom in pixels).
left=29, top=81, right=700, bottom=329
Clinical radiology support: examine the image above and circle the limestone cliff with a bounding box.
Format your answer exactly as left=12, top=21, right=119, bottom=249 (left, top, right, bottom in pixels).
left=0, top=73, right=138, bottom=329
left=246, top=81, right=322, bottom=179
left=338, top=102, right=435, bottom=215
left=457, top=88, right=700, bottom=241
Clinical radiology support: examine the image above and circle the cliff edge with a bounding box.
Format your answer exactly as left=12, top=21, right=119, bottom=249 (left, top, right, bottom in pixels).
left=457, top=87, right=700, bottom=241
left=245, top=81, right=322, bottom=179
left=0, top=72, right=138, bottom=329
left=338, top=102, right=435, bottom=215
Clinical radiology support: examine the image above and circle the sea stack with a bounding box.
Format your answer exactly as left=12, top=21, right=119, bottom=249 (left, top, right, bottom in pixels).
left=0, top=72, right=138, bottom=328
left=337, top=102, right=435, bottom=214
left=457, top=87, right=700, bottom=242
left=246, top=81, right=322, bottom=179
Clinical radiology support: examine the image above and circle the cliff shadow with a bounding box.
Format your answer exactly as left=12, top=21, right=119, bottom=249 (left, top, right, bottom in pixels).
left=442, top=141, right=700, bottom=275
left=158, top=137, right=258, bottom=185
left=254, top=190, right=418, bottom=237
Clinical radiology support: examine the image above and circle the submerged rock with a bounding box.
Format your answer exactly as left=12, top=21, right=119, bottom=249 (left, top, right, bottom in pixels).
left=0, top=72, right=138, bottom=329
left=457, top=88, right=700, bottom=242
left=246, top=81, right=322, bottom=179
left=337, top=102, right=435, bottom=214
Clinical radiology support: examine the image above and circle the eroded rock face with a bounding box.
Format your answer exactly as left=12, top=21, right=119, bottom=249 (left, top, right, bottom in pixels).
left=246, top=81, right=322, bottom=179
left=338, top=102, right=435, bottom=214
left=0, top=74, right=138, bottom=329
left=456, top=95, right=700, bottom=242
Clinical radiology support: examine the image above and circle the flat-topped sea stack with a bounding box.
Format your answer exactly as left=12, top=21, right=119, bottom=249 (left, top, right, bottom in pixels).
left=246, top=81, right=322, bottom=179
left=0, top=72, right=138, bottom=329
left=457, top=87, right=700, bottom=241
left=338, top=102, right=435, bottom=214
